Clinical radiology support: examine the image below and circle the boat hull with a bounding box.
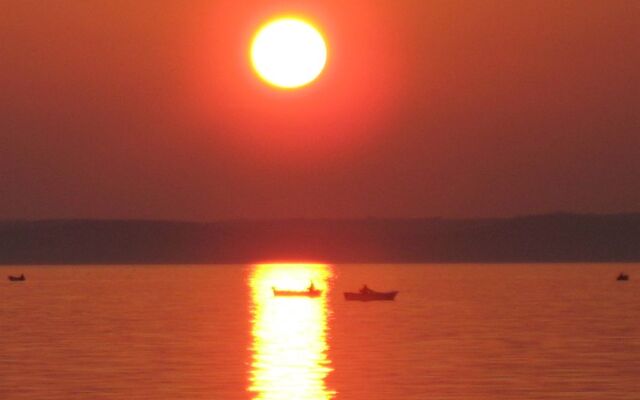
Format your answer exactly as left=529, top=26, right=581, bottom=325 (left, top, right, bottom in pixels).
left=344, top=291, right=398, bottom=301
left=272, top=288, right=322, bottom=297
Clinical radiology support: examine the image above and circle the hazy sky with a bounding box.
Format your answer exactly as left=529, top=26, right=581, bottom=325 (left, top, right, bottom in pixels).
left=1, top=0, right=638, bottom=220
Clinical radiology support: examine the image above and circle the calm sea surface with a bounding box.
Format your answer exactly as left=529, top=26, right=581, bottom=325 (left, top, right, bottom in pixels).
left=2, top=263, right=640, bottom=399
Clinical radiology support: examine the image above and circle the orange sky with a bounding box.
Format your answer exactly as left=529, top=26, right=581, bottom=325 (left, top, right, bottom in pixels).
left=1, top=0, right=638, bottom=220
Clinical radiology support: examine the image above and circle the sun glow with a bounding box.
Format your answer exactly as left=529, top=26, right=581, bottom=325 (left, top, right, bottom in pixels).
left=250, top=18, right=327, bottom=89
left=248, top=263, right=335, bottom=399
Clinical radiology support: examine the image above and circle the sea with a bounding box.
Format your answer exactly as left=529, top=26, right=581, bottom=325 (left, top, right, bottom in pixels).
left=2, top=263, right=639, bottom=399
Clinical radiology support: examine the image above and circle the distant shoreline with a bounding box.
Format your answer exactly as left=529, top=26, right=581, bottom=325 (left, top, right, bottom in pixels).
left=1, top=213, right=639, bottom=265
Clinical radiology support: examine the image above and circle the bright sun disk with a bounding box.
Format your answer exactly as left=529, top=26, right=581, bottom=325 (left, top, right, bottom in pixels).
left=251, top=17, right=327, bottom=89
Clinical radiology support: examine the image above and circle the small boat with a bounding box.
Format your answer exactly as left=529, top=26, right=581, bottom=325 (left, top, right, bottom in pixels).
left=272, top=287, right=322, bottom=297
left=617, top=273, right=629, bottom=281
left=8, top=274, right=26, bottom=282
left=272, top=282, right=322, bottom=297
left=344, top=285, right=398, bottom=301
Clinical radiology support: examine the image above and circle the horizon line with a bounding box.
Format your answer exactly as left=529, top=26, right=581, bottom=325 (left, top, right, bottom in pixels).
left=1, top=211, right=639, bottom=224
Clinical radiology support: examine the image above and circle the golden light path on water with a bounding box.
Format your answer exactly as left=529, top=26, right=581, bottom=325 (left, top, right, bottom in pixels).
left=248, top=263, right=335, bottom=400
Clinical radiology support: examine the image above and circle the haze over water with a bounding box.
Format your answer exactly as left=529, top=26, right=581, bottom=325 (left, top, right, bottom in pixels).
left=2, top=263, right=640, bottom=399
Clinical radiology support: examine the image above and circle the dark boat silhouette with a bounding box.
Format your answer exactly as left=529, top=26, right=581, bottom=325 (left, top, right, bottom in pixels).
left=272, top=282, right=322, bottom=297
left=617, top=273, right=629, bottom=281
left=8, top=274, right=25, bottom=282
left=272, top=287, right=322, bottom=297
left=344, top=285, right=398, bottom=301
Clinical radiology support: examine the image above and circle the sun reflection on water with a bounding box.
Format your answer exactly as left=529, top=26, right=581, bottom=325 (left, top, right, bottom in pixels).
left=248, top=263, right=335, bottom=400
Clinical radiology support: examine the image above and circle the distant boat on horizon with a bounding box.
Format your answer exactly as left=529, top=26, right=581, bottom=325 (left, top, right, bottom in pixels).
left=8, top=274, right=25, bottom=282
left=272, top=287, right=322, bottom=297
left=272, top=282, right=322, bottom=297
left=344, top=285, right=398, bottom=301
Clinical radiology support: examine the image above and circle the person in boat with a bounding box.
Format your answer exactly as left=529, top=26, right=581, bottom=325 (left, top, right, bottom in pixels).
left=360, top=284, right=371, bottom=294
left=308, top=281, right=316, bottom=292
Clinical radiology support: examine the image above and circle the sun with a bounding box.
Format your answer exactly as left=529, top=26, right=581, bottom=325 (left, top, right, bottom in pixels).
left=250, top=17, right=327, bottom=89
